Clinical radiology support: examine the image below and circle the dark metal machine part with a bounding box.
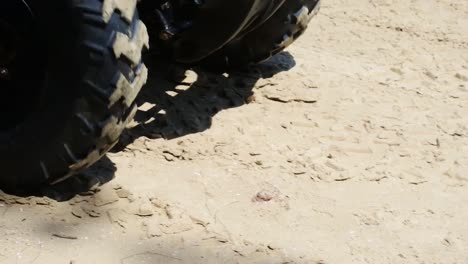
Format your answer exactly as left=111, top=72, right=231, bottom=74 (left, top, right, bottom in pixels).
left=0, top=0, right=43, bottom=130
left=144, top=0, right=286, bottom=63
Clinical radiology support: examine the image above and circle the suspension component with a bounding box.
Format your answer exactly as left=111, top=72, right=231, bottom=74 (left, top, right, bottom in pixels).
left=140, top=0, right=200, bottom=42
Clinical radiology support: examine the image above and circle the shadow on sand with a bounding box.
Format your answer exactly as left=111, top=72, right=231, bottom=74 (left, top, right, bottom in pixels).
left=2, top=52, right=296, bottom=201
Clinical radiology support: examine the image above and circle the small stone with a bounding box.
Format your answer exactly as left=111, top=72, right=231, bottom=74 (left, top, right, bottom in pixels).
left=253, top=191, right=274, bottom=202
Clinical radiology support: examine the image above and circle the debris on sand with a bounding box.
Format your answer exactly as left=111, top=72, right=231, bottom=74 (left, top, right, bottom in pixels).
left=52, top=233, right=78, bottom=240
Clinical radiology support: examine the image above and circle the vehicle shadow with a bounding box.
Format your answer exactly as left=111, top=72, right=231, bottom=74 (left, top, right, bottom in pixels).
left=115, top=51, right=296, bottom=149
left=1, top=52, right=296, bottom=201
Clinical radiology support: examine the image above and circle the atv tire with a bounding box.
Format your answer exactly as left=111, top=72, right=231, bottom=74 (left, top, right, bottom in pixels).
left=204, top=0, right=321, bottom=70
left=0, top=0, right=149, bottom=189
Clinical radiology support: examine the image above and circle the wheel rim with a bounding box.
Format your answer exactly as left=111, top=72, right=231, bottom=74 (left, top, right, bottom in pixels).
left=0, top=0, right=45, bottom=132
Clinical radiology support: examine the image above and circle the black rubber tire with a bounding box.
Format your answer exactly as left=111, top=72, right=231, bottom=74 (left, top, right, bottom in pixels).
left=0, top=0, right=149, bottom=189
left=203, top=0, right=321, bottom=70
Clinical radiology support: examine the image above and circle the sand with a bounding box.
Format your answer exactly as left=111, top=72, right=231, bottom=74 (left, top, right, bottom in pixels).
left=1, top=0, right=467, bottom=263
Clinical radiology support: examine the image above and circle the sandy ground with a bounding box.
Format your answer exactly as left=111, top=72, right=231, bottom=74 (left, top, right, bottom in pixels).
left=1, top=0, right=468, bottom=263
